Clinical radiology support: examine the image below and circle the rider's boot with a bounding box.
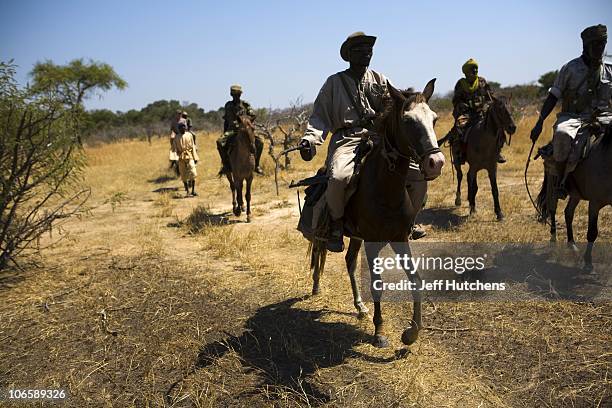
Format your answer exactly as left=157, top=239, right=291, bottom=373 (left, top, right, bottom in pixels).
left=217, top=145, right=231, bottom=176
left=556, top=161, right=568, bottom=200
left=254, top=138, right=264, bottom=175
left=326, top=217, right=344, bottom=253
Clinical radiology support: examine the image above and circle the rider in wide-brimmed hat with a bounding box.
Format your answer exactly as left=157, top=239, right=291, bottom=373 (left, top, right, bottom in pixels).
left=297, top=32, right=433, bottom=250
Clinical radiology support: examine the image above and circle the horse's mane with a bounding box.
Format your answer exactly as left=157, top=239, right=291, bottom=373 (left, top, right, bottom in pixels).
left=375, top=86, right=425, bottom=139
left=237, top=114, right=256, bottom=145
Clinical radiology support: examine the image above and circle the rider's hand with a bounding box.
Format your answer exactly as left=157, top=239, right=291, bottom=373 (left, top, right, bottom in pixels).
left=299, top=139, right=315, bottom=161
left=530, top=120, right=543, bottom=143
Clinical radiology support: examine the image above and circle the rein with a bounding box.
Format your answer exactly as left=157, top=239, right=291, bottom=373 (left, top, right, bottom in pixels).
left=524, top=140, right=548, bottom=224
left=379, top=98, right=440, bottom=175
left=380, top=133, right=416, bottom=173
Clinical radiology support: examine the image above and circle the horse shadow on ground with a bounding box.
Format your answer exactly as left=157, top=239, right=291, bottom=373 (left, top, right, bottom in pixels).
left=152, top=187, right=179, bottom=194
left=166, top=297, right=399, bottom=405
left=459, top=244, right=609, bottom=301
left=167, top=210, right=242, bottom=229
left=148, top=174, right=178, bottom=184
left=417, top=207, right=467, bottom=230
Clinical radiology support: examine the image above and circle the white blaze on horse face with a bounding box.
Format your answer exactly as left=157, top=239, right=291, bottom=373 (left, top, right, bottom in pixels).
left=404, top=102, right=445, bottom=180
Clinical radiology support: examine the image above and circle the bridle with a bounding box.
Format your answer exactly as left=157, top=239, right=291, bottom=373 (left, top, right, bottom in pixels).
left=379, top=104, right=441, bottom=175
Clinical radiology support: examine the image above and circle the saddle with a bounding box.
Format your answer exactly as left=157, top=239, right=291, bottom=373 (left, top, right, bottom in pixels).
left=294, top=137, right=374, bottom=242
left=537, top=129, right=599, bottom=176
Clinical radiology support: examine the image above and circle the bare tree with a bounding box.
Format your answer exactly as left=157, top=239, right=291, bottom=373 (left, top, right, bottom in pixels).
left=254, top=98, right=310, bottom=170
left=0, top=61, right=89, bottom=270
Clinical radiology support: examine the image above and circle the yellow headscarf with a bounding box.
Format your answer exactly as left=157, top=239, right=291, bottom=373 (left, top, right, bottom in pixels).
left=462, top=58, right=478, bottom=75
left=460, top=58, right=479, bottom=93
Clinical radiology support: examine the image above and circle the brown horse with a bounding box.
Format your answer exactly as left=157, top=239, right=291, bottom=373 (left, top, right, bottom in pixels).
left=451, top=96, right=516, bottom=219
left=537, top=121, right=612, bottom=269
left=227, top=114, right=256, bottom=222
left=309, top=80, right=445, bottom=348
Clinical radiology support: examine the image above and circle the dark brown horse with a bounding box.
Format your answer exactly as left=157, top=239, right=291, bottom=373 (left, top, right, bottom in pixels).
left=227, top=114, right=256, bottom=222
left=537, top=121, right=612, bottom=269
left=452, top=96, right=516, bottom=219
left=310, top=80, right=445, bottom=348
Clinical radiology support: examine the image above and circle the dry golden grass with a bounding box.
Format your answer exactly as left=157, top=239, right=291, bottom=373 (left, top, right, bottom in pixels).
left=1, top=112, right=610, bottom=407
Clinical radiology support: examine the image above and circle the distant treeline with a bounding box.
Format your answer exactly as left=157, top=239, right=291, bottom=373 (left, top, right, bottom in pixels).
left=85, top=71, right=557, bottom=143
left=83, top=100, right=227, bottom=143
left=83, top=99, right=314, bottom=144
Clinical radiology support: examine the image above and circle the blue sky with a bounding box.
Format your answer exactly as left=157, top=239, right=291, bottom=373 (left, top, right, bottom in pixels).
left=1, top=0, right=611, bottom=112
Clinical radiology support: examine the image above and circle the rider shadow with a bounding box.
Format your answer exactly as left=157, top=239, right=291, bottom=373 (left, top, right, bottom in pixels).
left=184, top=297, right=376, bottom=405
left=417, top=207, right=467, bottom=230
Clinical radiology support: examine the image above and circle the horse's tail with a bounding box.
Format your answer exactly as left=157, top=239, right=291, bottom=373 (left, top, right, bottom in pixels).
left=309, top=239, right=327, bottom=277
left=536, top=170, right=549, bottom=223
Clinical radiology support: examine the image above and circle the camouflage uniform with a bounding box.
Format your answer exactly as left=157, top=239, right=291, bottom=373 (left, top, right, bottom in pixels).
left=216, top=100, right=264, bottom=172
left=448, top=76, right=494, bottom=163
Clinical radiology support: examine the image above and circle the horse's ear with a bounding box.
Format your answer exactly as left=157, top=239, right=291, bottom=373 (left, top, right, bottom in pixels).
left=423, top=78, right=436, bottom=102
left=387, top=82, right=404, bottom=102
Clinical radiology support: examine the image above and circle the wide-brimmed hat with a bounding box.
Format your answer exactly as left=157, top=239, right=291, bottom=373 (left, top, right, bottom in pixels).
left=230, top=84, right=243, bottom=93
left=581, top=24, right=607, bottom=43
left=340, top=31, right=376, bottom=62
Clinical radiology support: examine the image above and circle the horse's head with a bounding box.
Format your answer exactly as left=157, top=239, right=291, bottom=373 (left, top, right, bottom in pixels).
left=490, top=95, right=516, bottom=135
left=237, top=114, right=256, bottom=144
left=381, top=79, right=445, bottom=180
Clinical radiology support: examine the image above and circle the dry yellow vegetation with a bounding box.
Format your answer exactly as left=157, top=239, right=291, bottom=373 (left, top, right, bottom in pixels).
left=0, top=111, right=610, bottom=407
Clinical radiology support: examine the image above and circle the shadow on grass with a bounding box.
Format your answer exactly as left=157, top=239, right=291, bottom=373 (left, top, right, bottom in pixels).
left=166, top=297, right=375, bottom=405
left=417, top=207, right=467, bottom=229
left=183, top=208, right=242, bottom=232
left=152, top=187, right=179, bottom=194
left=0, top=271, right=25, bottom=292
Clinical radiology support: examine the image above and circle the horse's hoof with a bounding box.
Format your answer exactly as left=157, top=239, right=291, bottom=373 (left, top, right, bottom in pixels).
left=233, top=208, right=241, bottom=216
left=373, top=334, right=389, bottom=348
left=583, top=263, right=594, bottom=273
left=311, top=287, right=320, bottom=296
left=469, top=206, right=476, bottom=215
left=355, top=303, right=369, bottom=319
left=401, top=322, right=420, bottom=345
left=246, top=215, right=251, bottom=223
left=496, top=212, right=505, bottom=221
left=455, top=197, right=461, bottom=206
left=550, top=235, right=557, bottom=243
left=567, top=242, right=579, bottom=253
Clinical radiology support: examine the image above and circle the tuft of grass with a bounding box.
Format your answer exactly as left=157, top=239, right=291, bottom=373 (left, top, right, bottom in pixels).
left=154, top=192, right=174, bottom=217
left=105, top=191, right=128, bottom=212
